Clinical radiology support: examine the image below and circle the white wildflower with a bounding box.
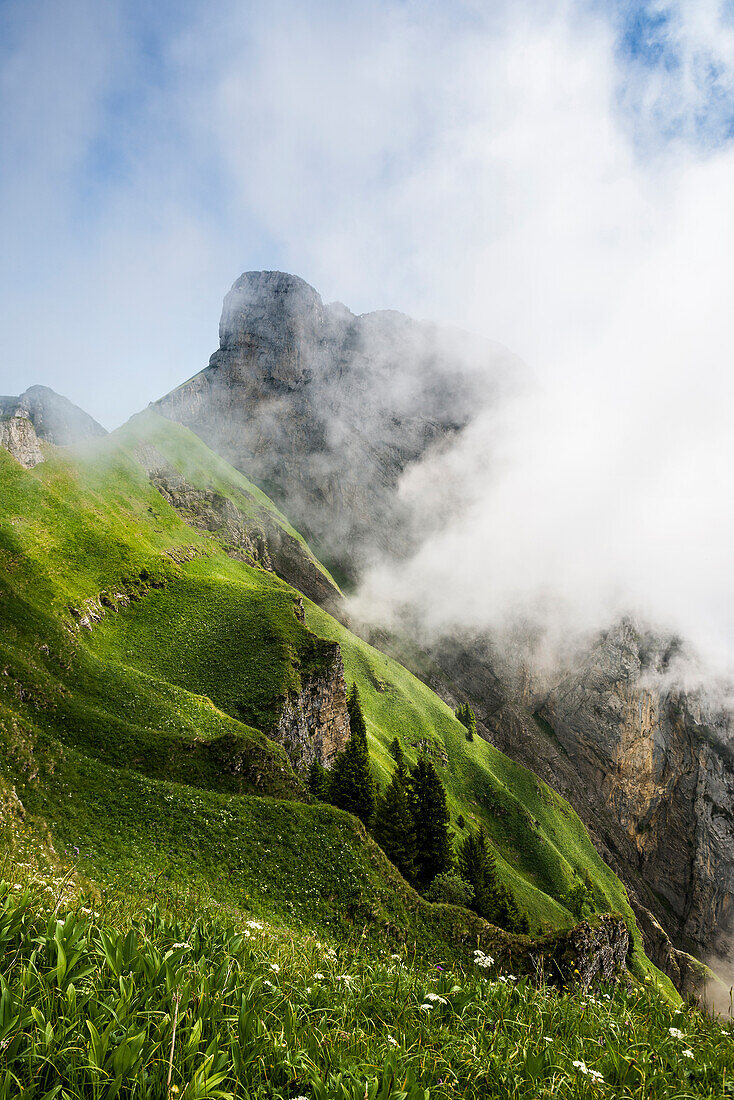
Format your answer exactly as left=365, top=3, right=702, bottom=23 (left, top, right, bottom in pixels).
left=669, top=1027, right=685, bottom=1039
left=589, top=1069, right=604, bottom=1082
left=573, top=1060, right=589, bottom=1074
left=313, top=972, right=325, bottom=981
left=473, top=949, right=494, bottom=968
left=171, top=942, right=191, bottom=950
left=424, top=992, right=447, bottom=1004
left=269, top=963, right=280, bottom=973
left=419, top=1003, right=434, bottom=1011
left=543, top=1036, right=553, bottom=1043
left=387, top=1035, right=398, bottom=1047
left=682, top=1049, right=694, bottom=1059
left=246, top=920, right=264, bottom=931
left=262, top=979, right=274, bottom=989
left=390, top=954, right=401, bottom=961
left=336, top=974, right=354, bottom=983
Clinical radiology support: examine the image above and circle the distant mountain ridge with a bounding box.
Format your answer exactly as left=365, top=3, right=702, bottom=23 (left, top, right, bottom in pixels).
left=0, top=384, right=106, bottom=468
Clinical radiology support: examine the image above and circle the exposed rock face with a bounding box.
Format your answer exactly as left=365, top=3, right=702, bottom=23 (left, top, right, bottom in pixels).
left=538, top=622, right=734, bottom=964
left=423, top=621, right=734, bottom=980
left=0, top=386, right=106, bottom=446
left=273, top=644, right=351, bottom=771
left=135, top=442, right=343, bottom=613
left=0, top=415, right=44, bottom=468
left=155, top=271, right=514, bottom=579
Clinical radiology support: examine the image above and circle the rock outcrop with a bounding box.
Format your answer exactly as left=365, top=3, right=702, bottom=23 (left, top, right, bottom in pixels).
left=0, top=414, right=44, bottom=469
left=135, top=441, right=343, bottom=613
left=155, top=271, right=514, bottom=579
left=273, top=643, right=351, bottom=771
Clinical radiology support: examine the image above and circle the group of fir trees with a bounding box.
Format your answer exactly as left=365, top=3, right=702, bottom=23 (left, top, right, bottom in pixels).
left=309, top=683, right=530, bottom=934
left=372, top=740, right=454, bottom=888
left=455, top=702, right=476, bottom=741
left=458, top=827, right=530, bottom=934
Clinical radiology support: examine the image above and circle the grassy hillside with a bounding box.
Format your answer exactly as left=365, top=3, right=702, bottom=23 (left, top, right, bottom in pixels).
left=0, top=413, right=668, bottom=988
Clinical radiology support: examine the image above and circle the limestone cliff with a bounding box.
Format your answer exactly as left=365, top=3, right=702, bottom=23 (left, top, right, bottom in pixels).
left=272, top=642, right=351, bottom=772
left=0, top=414, right=44, bottom=468
left=155, top=271, right=514, bottom=579
left=418, top=621, right=734, bottom=983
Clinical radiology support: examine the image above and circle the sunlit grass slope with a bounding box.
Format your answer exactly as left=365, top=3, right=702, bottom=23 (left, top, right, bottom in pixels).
left=0, top=412, right=664, bottom=984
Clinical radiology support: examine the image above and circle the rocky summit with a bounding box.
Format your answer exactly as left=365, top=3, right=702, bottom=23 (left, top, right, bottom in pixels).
left=155, top=270, right=516, bottom=580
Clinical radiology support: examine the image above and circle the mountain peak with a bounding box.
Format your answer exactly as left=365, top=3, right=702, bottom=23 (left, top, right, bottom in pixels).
left=0, top=385, right=106, bottom=468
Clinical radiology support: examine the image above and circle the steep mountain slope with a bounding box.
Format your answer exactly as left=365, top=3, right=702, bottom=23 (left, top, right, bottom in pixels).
left=0, top=411, right=663, bottom=984
left=153, top=271, right=734, bottom=985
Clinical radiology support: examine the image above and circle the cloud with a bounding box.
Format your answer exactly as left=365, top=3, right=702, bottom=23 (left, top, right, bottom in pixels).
left=0, top=0, right=733, bottom=659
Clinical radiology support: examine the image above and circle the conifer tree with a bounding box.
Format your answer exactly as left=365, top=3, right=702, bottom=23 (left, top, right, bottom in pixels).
left=371, top=766, right=417, bottom=884
left=328, top=683, right=376, bottom=826
left=408, top=755, right=453, bottom=888
left=389, top=737, right=409, bottom=784
left=459, top=827, right=530, bottom=934
left=307, top=759, right=330, bottom=801
left=455, top=702, right=476, bottom=741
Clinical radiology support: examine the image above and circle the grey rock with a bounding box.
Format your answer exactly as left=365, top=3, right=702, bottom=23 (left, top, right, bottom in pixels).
left=0, top=415, right=44, bottom=468
left=273, top=643, right=351, bottom=771
left=422, top=620, right=734, bottom=981
left=155, top=271, right=514, bottom=579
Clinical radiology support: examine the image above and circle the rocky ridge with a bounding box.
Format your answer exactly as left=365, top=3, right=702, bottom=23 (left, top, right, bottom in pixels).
left=0, top=385, right=106, bottom=468
left=155, top=271, right=514, bottom=579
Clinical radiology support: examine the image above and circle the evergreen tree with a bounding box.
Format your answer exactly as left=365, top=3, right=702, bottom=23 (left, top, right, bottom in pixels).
left=307, top=759, right=330, bottom=801
left=459, top=827, right=530, bottom=934
left=408, top=755, right=453, bottom=888
left=328, top=683, right=376, bottom=826
left=371, top=768, right=417, bottom=884
left=455, top=702, right=477, bottom=741
left=389, top=737, right=409, bottom=784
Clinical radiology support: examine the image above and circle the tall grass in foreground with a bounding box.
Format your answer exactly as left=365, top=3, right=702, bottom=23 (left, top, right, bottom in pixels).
left=0, top=881, right=731, bottom=1099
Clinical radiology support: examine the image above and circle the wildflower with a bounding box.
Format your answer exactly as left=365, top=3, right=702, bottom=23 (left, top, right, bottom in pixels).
left=682, top=1049, right=694, bottom=1059
left=170, top=1087, right=180, bottom=1096
left=424, top=992, right=447, bottom=1004
left=589, top=1069, right=604, bottom=1082
left=171, top=943, right=191, bottom=950
left=313, top=972, right=325, bottom=980
left=420, top=1003, right=434, bottom=1011
left=246, top=920, right=264, bottom=930
left=262, top=979, right=274, bottom=990
left=390, top=953, right=401, bottom=961
left=387, top=1035, right=398, bottom=1047
left=543, top=1036, right=553, bottom=1043
left=473, top=949, right=494, bottom=968
left=336, top=974, right=354, bottom=983
left=269, top=963, right=280, bottom=973
left=669, top=1027, right=685, bottom=1039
